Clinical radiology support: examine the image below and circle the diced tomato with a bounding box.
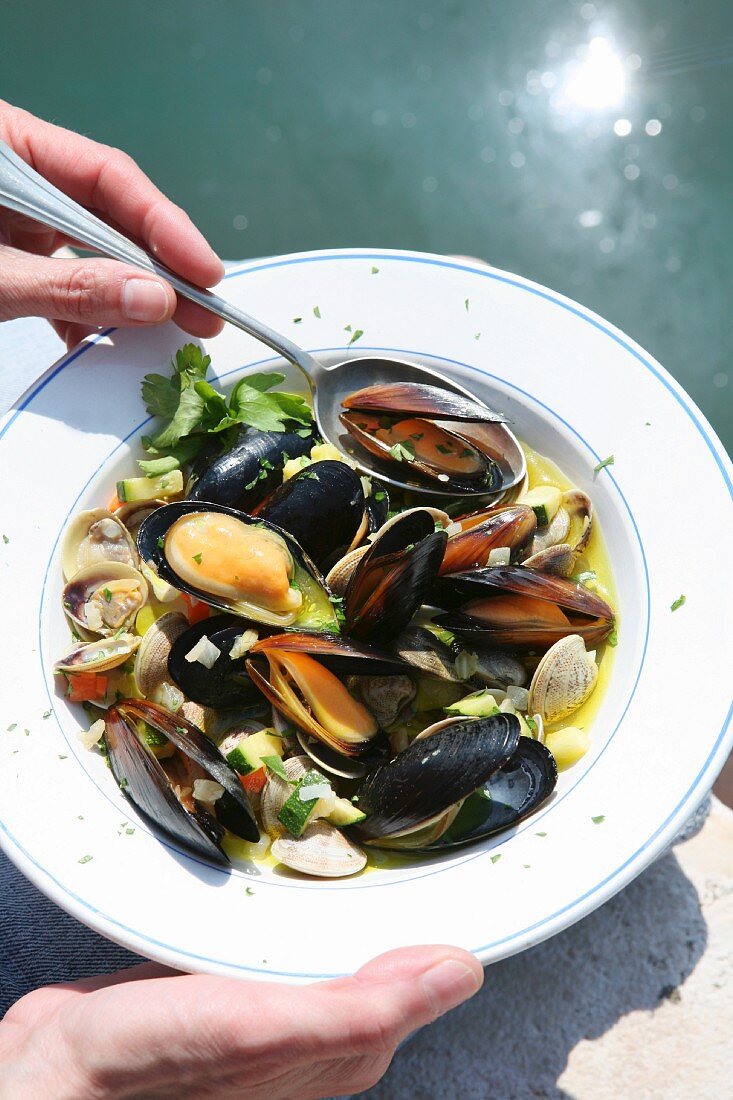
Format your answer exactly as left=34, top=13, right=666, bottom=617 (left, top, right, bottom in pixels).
left=239, top=767, right=267, bottom=795
left=181, top=593, right=211, bottom=626
left=65, top=672, right=109, bottom=703
left=107, top=492, right=122, bottom=513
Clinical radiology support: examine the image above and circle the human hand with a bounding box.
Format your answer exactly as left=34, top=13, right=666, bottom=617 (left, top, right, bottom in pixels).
left=0, top=944, right=482, bottom=1099
left=0, top=101, right=224, bottom=349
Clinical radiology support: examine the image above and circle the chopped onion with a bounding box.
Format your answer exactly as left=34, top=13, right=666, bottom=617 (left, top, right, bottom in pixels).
left=193, top=779, right=225, bottom=805
left=487, top=546, right=511, bottom=567
left=98, top=518, right=121, bottom=537
left=229, top=629, right=259, bottom=660
left=507, top=685, right=530, bottom=711
left=445, top=522, right=461, bottom=537
left=454, top=650, right=479, bottom=680
left=360, top=475, right=372, bottom=499
left=152, top=681, right=185, bottom=712
left=79, top=718, right=106, bottom=750
left=243, top=833, right=271, bottom=859
left=300, top=782, right=332, bottom=802
left=184, top=635, right=221, bottom=668
left=84, top=602, right=104, bottom=632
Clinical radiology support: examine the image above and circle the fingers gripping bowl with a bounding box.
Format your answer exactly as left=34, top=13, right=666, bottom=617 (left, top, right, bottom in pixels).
left=54, top=342, right=617, bottom=880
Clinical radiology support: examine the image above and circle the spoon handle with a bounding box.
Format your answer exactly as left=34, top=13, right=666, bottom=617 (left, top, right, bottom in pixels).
left=0, top=141, right=323, bottom=386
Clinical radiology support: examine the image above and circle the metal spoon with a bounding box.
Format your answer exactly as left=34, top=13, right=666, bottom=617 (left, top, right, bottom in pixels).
left=0, top=141, right=524, bottom=497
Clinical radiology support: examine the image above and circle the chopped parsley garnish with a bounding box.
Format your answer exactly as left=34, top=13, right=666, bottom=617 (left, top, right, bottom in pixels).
left=535, top=831, right=547, bottom=838
left=344, top=324, right=352, bottom=332
left=348, top=329, right=364, bottom=346
left=119, top=778, right=129, bottom=789
left=2, top=534, right=8, bottom=545
left=591, top=814, right=606, bottom=824
left=78, top=854, right=93, bottom=864
left=6, top=723, right=17, bottom=732
left=464, top=298, right=470, bottom=311
left=593, top=454, right=615, bottom=474
left=262, top=755, right=288, bottom=781
left=389, top=441, right=415, bottom=463
left=670, top=594, right=686, bottom=612
left=292, top=317, right=302, bottom=324
left=58, top=754, right=67, bottom=760
left=313, top=306, right=321, bottom=318
left=371, top=266, right=379, bottom=274
left=161, top=478, right=170, bottom=490
left=374, top=490, right=387, bottom=501
left=192, top=553, right=203, bottom=565
left=460, top=448, right=474, bottom=458
left=156, top=536, right=165, bottom=549
left=435, top=443, right=453, bottom=455
left=525, top=716, right=538, bottom=734
left=300, top=470, right=319, bottom=480
left=606, top=629, right=618, bottom=647
left=574, top=570, right=597, bottom=586
left=410, top=432, right=424, bottom=441
left=474, top=332, right=481, bottom=340
left=490, top=853, right=502, bottom=864
left=245, top=886, right=255, bottom=896
left=102, top=588, right=112, bottom=603
left=125, top=827, right=135, bottom=835
left=645, top=421, right=652, bottom=426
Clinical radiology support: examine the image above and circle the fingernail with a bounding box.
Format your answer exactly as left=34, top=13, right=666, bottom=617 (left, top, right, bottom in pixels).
left=123, top=279, right=169, bottom=322
left=421, top=959, right=482, bottom=1016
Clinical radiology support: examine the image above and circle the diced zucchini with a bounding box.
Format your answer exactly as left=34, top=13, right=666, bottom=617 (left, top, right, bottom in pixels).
left=327, top=798, right=367, bottom=827
left=117, top=469, right=183, bottom=503
left=517, top=486, right=562, bottom=527
left=223, top=728, right=283, bottom=776
left=278, top=771, right=328, bottom=837
left=445, top=690, right=500, bottom=718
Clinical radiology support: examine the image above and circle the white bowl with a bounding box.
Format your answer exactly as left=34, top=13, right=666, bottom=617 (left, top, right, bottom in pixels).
left=0, top=249, right=731, bottom=982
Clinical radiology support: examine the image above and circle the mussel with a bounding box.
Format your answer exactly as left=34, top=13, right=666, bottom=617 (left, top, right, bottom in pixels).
left=104, top=699, right=259, bottom=865
left=431, top=566, right=614, bottom=648
left=246, top=633, right=405, bottom=759
left=254, top=460, right=367, bottom=570
left=351, top=712, right=521, bottom=843
left=137, top=501, right=338, bottom=632
left=168, top=614, right=263, bottom=708
left=341, top=381, right=508, bottom=422
left=439, top=504, right=536, bottom=574
left=343, top=508, right=447, bottom=644
left=187, top=423, right=318, bottom=512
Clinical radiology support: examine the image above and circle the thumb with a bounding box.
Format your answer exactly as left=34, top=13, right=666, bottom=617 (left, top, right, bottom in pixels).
left=305, top=944, right=484, bottom=1057
left=0, top=244, right=176, bottom=327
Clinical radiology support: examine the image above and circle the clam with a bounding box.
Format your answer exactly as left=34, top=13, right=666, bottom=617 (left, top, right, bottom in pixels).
left=62, top=562, right=148, bottom=636
left=260, top=754, right=312, bottom=835
left=528, top=634, right=598, bottom=724
left=271, top=821, right=367, bottom=877
left=523, top=491, right=593, bottom=577
left=246, top=633, right=403, bottom=758
left=187, top=423, right=317, bottom=512
left=343, top=508, right=447, bottom=644
left=55, top=633, right=140, bottom=674
left=137, top=501, right=338, bottom=632
left=439, top=504, right=536, bottom=575
left=254, top=460, right=368, bottom=570
left=352, top=712, right=521, bottom=844
left=104, top=698, right=259, bottom=865
left=61, top=509, right=137, bottom=580
left=431, top=565, right=614, bottom=648
left=325, top=545, right=369, bottom=596
left=346, top=673, right=416, bottom=729
left=113, top=500, right=166, bottom=537
left=167, top=614, right=262, bottom=708
left=134, top=612, right=189, bottom=699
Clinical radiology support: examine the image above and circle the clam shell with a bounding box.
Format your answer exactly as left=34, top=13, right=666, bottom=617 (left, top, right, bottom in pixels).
left=326, top=545, right=369, bottom=596
left=134, top=612, right=189, bottom=698
left=528, top=634, right=598, bottom=724
left=271, top=821, right=367, bottom=877
left=61, top=509, right=138, bottom=581
left=62, top=562, right=148, bottom=636
left=260, top=755, right=313, bottom=835
left=54, top=633, right=140, bottom=674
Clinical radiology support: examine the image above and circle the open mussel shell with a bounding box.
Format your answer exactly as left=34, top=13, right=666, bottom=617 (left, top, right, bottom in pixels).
left=168, top=614, right=264, bottom=708
left=61, top=509, right=138, bottom=581
left=351, top=712, right=521, bottom=842
left=62, top=562, right=148, bottom=637
left=439, top=504, right=536, bottom=575
left=340, top=412, right=504, bottom=496
left=431, top=565, right=614, bottom=648
left=342, top=381, right=507, bottom=423
left=104, top=699, right=259, bottom=865
left=137, top=501, right=338, bottom=632
left=187, top=422, right=317, bottom=512
left=246, top=633, right=401, bottom=759
left=390, top=624, right=458, bottom=682
left=344, top=508, right=447, bottom=644
left=254, top=460, right=367, bottom=571
left=365, top=485, right=390, bottom=532
left=413, top=739, right=558, bottom=851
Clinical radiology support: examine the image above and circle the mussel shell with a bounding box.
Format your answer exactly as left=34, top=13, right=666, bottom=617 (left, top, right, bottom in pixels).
left=351, top=712, right=521, bottom=841
left=104, top=699, right=259, bottom=864
left=344, top=509, right=448, bottom=644
left=390, top=624, right=458, bottom=682
left=365, top=485, right=390, bottom=533
left=254, top=461, right=367, bottom=570
left=439, top=505, right=536, bottom=574
left=136, top=501, right=338, bottom=631
left=168, top=614, right=263, bottom=708
left=187, top=423, right=317, bottom=512
left=413, top=739, right=558, bottom=851
left=296, top=729, right=384, bottom=780
left=341, top=381, right=507, bottom=423
left=248, top=631, right=411, bottom=676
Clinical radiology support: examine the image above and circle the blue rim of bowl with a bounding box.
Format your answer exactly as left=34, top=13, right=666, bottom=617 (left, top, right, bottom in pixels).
left=0, top=250, right=730, bottom=979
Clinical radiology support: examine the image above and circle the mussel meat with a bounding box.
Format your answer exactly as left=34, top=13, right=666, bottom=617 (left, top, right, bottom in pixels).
left=137, top=502, right=338, bottom=631
left=439, top=504, right=536, bottom=574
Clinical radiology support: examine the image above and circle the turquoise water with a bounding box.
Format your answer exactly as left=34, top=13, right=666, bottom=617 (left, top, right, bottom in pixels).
left=1, top=0, right=731, bottom=448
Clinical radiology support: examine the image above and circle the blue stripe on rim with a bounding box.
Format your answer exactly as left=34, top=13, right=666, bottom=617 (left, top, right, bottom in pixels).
left=0, top=252, right=729, bottom=979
